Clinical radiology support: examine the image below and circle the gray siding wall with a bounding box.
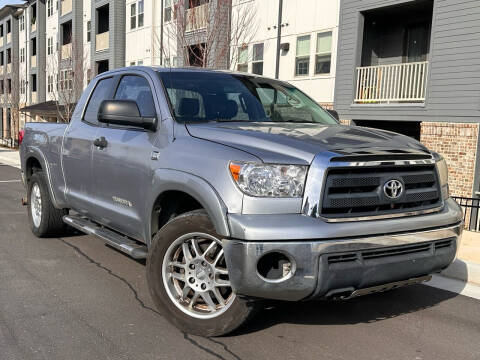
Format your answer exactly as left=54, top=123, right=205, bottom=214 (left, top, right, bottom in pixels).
left=29, top=0, right=46, bottom=103
left=91, top=0, right=125, bottom=73
left=334, top=0, right=480, bottom=123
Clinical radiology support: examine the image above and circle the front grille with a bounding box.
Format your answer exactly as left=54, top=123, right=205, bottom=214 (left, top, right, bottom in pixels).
left=327, top=238, right=454, bottom=265
left=321, top=165, right=442, bottom=219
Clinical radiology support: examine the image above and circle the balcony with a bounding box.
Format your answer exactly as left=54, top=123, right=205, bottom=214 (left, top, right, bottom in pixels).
left=96, top=32, right=109, bottom=52
left=6, top=33, right=11, bottom=44
left=355, top=61, right=429, bottom=104
left=62, top=43, right=72, bottom=59
left=61, top=0, right=72, bottom=16
left=31, top=55, right=37, bottom=68
left=186, top=3, right=208, bottom=32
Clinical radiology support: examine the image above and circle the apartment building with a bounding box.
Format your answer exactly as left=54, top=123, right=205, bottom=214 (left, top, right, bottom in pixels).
left=334, top=0, right=480, bottom=199
left=125, top=0, right=340, bottom=106
left=0, top=4, right=24, bottom=147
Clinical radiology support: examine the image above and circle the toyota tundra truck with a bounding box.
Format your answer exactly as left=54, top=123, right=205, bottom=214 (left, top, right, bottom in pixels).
left=20, top=67, right=463, bottom=336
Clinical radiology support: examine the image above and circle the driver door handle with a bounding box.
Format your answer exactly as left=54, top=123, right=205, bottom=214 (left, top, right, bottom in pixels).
left=94, top=136, right=108, bottom=149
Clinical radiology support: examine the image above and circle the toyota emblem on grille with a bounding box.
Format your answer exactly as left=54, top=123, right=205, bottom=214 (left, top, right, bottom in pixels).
left=383, top=179, right=404, bottom=199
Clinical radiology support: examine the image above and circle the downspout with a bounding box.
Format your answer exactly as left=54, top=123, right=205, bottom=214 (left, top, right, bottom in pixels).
left=160, top=0, right=164, bottom=65
left=274, top=0, right=283, bottom=79
left=151, top=0, right=155, bottom=64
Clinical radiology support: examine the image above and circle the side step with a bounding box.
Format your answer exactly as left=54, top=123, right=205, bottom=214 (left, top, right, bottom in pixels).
left=63, top=215, right=148, bottom=259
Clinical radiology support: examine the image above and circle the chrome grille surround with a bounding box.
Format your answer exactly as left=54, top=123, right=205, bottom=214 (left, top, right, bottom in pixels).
left=302, top=151, right=444, bottom=222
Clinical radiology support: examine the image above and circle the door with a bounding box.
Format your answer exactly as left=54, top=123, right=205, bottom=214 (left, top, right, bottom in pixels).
left=62, top=76, right=115, bottom=216
left=405, top=22, right=430, bottom=63
left=90, top=73, right=159, bottom=240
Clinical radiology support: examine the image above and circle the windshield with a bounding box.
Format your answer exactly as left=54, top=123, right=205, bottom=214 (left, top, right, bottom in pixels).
left=158, top=71, right=337, bottom=125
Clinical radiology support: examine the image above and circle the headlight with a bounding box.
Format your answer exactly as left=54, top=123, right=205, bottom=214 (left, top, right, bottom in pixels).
left=434, top=153, right=449, bottom=200
left=229, top=162, right=308, bottom=197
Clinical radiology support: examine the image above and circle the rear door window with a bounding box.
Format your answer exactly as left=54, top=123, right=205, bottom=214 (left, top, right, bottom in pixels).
left=83, top=77, right=114, bottom=125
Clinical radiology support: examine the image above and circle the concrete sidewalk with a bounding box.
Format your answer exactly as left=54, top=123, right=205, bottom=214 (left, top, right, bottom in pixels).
left=0, top=149, right=478, bottom=287
left=442, top=231, right=480, bottom=287
left=0, top=148, right=20, bottom=168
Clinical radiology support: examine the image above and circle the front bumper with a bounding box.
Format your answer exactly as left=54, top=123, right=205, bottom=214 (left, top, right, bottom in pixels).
left=223, top=221, right=463, bottom=301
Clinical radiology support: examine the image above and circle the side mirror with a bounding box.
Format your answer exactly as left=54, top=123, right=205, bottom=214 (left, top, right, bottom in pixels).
left=327, top=109, right=339, bottom=121
left=98, top=100, right=157, bottom=131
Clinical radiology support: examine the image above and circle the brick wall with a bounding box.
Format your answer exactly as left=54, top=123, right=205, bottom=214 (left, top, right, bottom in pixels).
left=420, top=122, right=479, bottom=197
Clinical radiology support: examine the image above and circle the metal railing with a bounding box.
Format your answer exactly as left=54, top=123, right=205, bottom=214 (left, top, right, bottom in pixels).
left=96, top=31, right=109, bottom=52
left=355, top=61, right=428, bottom=104
left=186, top=3, right=208, bottom=32
left=452, top=196, right=480, bottom=232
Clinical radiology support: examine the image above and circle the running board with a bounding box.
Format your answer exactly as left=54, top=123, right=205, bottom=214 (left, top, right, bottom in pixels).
left=63, top=215, right=148, bottom=259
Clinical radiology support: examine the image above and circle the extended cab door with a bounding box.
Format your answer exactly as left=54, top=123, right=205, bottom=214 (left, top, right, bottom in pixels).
left=90, top=72, right=160, bottom=240
left=62, top=76, right=115, bottom=216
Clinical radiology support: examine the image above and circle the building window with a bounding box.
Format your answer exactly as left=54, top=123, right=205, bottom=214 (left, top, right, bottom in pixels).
left=0, top=80, right=3, bottom=94
left=87, top=21, right=91, bottom=42
left=7, top=79, right=11, bottom=94
left=295, top=35, right=310, bottom=76
left=315, top=31, right=332, bottom=75
left=48, top=75, right=54, bottom=93
left=21, top=79, right=26, bottom=95
left=130, top=3, right=136, bottom=29
left=0, top=52, right=4, bottom=66
left=47, top=0, right=54, bottom=17
left=252, top=43, right=264, bottom=75
left=32, top=74, right=37, bottom=92
left=47, top=37, right=54, bottom=55
left=0, top=25, right=3, bottom=37
left=138, top=0, right=144, bottom=27
left=19, top=14, right=25, bottom=31
left=237, top=46, right=248, bottom=72
left=138, top=60, right=143, bottom=65
left=59, top=69, right=73, bottom=91
left=130, top=61, right=136, bottom=66
left=164, top=0, right=177, bottom=22
left=6, top=48, right=11, bottom=64
left=20, top=48, right=25, bottom=63
left=6, top=20, right=11, bottom=34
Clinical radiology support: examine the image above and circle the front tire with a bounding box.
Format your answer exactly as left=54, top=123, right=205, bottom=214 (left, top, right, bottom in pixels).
left=27, top=171, right=68, bottom=237
left=147, top=210, right=257, bottom=336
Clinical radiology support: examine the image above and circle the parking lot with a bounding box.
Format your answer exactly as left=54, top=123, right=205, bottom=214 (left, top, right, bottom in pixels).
left=1, top=164, right=479, bottom=360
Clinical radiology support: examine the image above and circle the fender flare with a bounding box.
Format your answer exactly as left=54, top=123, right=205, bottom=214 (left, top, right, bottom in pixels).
left=146, top=169, right=230, bottom=245
left=24, top=147, right=61, bottom=209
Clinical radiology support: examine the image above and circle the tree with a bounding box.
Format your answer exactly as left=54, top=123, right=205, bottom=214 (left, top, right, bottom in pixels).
left=157, top=0, right=258, bottom=70
left=48, top=38, right=88, bottom=123
left=3, top=55, right=21, bottom=146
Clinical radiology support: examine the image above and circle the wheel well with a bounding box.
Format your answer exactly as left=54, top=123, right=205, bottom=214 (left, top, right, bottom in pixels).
left=151, top=191, right=203, bottom=238
left=25, top=157, right=42, bottom=183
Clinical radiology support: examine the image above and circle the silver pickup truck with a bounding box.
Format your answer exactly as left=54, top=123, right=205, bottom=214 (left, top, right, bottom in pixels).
left=20, top=67, right=463, bottom=336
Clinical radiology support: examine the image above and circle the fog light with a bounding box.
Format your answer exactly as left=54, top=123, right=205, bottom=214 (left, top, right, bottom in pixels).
left=257, top=252, right=295, bottom=282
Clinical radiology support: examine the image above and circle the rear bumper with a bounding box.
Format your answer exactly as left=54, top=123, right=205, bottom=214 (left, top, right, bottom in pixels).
left=223, top=222, right=462, bottom=301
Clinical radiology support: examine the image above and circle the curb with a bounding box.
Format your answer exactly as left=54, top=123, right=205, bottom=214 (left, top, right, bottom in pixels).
left=441, top=259, right=480, bottom=287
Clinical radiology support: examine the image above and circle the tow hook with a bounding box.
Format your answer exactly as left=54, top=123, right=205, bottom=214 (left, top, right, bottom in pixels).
left=21, top=197, right=28, bottom=206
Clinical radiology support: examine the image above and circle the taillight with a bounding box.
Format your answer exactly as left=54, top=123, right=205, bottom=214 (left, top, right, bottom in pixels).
left=19, top=129, right=25, bottom=145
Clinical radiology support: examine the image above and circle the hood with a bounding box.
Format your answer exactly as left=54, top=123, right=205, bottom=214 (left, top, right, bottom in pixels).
left=186, top=122, right=430, bottom=164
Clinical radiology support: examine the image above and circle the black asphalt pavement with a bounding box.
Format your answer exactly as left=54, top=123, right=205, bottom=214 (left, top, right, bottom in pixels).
left=1, top=164, right=479, bottom=360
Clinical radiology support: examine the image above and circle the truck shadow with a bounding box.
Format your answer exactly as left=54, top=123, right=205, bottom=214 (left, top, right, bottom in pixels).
left=234, top=281, right=466, bottom=335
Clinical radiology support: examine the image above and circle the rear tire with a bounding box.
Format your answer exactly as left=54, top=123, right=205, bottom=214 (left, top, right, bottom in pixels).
left=27, top=171, right=68, bottom=237
left=147, top=210, right=257, bottom=336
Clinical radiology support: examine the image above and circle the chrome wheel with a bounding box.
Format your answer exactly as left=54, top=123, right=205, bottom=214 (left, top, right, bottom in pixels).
left=30, top=183, right=42, bottom=228
left=162, top=232, right=236, bottom=319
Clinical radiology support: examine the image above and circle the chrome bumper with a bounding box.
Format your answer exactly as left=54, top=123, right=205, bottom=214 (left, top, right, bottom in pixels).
left=223, top=222, right=462, bottom=301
